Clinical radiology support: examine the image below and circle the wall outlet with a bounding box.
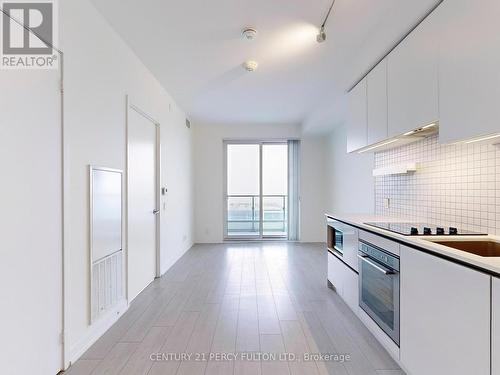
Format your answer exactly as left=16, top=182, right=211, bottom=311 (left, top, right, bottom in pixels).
left=384, top=198, right=390, bottom=209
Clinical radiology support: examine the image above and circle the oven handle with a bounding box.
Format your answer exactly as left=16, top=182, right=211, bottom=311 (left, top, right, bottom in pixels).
left=358, top=254, right=397, bottom=275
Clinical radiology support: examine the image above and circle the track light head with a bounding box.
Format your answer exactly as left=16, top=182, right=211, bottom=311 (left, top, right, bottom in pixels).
left=317, top=26, right=326, bottom=43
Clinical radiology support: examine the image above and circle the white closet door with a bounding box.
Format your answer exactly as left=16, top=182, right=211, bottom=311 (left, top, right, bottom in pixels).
left=0, top=69, right=63, bottom=374
left=127, top=108, right=157, bottom=301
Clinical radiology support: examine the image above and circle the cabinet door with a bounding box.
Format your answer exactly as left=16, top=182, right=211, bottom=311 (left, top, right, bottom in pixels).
left=347, top=78, right=367, bottom=152
left=400, top=246, right=490, bottom=375
left=367, top=59, right=388, bottom=145
left=327, top=252, right=343, bottom=292
left=493, top=277, right=500, bottom=375
left=438, top=0, right=500, bottom=143
left=342, top=267, right=359, bottom=315
left=387, top=10, right=439, bottom=138
left=327, top=252, right=359, bottom=315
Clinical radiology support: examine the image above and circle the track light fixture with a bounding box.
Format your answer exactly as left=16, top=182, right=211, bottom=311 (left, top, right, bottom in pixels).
left=317, top=26, right=326, bottom=43
left=317, top=0, right=336, bottom=43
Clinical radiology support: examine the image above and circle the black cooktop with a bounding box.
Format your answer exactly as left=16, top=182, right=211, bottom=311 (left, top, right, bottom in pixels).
left=364, top=222, right=487, bottom=236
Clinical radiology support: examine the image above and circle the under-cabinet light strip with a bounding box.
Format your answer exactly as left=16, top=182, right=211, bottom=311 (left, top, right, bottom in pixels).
left=358, top=139, right=399, bottom=154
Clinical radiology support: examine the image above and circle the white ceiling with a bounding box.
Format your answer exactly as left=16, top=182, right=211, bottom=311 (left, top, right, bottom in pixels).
left=90, top=0, right=441, bottom=132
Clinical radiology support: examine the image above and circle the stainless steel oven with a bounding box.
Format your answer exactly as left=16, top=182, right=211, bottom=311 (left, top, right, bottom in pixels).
left=358, top=240, right=400, bottom=345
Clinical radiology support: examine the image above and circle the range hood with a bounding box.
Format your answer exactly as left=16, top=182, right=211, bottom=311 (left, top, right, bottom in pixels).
left=357, top=122, right=439, bottom=154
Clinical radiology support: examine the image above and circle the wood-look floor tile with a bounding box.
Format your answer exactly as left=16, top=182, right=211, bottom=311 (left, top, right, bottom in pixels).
left=68, top=243, right=404, bottom=375
left=260, top=334, right=290, bottom=375
left=90, top=342, right=138, bottom=375
left=118, top=326, right=170, bottom=375
left=63, top=359, right=100, bottom=375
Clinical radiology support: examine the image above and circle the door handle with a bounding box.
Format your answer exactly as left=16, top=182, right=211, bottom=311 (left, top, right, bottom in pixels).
left=153, top=209, right=160, bottom=215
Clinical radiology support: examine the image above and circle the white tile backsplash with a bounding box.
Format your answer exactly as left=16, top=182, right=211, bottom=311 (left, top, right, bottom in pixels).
left=374, top=135, right=500, bottom=235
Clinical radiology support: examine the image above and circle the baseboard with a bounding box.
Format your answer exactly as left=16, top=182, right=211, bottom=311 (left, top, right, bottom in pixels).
left=67, top=299, right=128, bottom=368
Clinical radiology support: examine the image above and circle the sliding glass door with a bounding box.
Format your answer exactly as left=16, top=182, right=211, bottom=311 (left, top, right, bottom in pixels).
left=262, top=144, right=288, bottom=237
left=224, top=141, right=288, bottom=240
left=226, top=143, right=261, bottom=238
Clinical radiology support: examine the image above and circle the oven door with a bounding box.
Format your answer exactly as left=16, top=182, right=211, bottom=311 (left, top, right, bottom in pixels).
left=358, top=246, right=400, bottom=346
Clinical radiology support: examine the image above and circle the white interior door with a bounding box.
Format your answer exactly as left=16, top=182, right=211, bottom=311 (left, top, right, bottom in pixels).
left=0, top=70, right=63, bottom=373
left=127, top=105, right=158, bottom=301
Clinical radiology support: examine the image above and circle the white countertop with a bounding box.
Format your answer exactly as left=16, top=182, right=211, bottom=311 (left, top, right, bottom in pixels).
left=325, top=213, right=500, bottom=276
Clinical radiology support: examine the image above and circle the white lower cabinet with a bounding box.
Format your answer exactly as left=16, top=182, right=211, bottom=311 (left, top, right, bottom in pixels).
left=493, top=277, right=500, bottom=375
left=342, top=264, right=359, bottom=314
left=400, top=245, right=490, bottom=375
left=327, top=252, right=343, bottom=292
left=327, top=252, right=359, bottom=315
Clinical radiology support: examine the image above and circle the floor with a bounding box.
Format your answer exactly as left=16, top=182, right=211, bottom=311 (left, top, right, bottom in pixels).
left=65, top=242, right=404, bottom=375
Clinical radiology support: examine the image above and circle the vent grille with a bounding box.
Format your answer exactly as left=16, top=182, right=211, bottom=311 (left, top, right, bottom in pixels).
left=91, top=250, right=123, bottom=322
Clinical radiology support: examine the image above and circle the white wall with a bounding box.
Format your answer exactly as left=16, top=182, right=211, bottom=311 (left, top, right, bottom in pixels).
left=61, top=0, right=194, bottom=364
left=325, top=125, right=375, bottom=214
left=300, top=136, right=328, bottom=242
left=193, top=122, right=326, bottom=243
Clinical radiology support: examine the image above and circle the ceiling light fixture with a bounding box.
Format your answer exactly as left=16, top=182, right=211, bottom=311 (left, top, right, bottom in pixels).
left=243, top=60, right=259, bottom=72
left=317, top=0, right=336, bottom=43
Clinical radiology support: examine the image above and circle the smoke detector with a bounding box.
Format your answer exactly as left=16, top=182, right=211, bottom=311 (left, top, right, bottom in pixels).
left=243, top=60, right=259, bottom=72
left=242, top=27, right=258, bottom=40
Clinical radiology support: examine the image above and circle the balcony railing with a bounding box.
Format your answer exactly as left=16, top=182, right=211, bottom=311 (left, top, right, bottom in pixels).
left=227, top=195, right=288, bottom=237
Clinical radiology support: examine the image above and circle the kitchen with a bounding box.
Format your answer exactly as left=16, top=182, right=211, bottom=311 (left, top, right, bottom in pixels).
left=325, top=0, right=500, bottom=374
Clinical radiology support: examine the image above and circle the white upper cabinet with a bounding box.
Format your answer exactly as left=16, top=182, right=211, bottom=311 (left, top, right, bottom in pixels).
left=493, top=277, right=500, bottom=375
left=438, top=0, right=500, bottom=143
left=400, top=245, right=491, bottom=375
left=346, top=78, right=367, bottom=153
left=367, top=59, right=388, bottom=145
left=387, top=9, right=440, bottom=138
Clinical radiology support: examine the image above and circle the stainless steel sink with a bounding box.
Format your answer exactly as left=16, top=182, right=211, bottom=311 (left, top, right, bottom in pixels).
left=429, top=240, right=500, bottom=257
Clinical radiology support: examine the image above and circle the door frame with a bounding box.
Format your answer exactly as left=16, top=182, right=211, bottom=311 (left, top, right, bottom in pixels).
left=126, top=95, right=161, bottom=303
left=223, top=139, right=289, bottom=241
